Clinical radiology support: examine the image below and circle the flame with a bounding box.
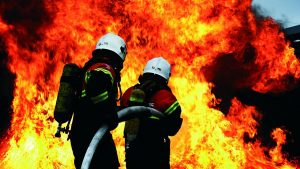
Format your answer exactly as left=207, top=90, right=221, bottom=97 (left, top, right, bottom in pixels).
left=0, top=20, right=9, bottom=33
left=270, top=128, right=288, bottom=165
left=0, top=0, right=299, bottom=168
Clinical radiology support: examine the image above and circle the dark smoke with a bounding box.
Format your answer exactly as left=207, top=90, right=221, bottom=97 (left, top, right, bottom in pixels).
left=203, top=41, right=300, bottom=162
left=251, top=4, right=287, bottom=29
left=0, top=0, right=55, bottom=137
left=247, top=6, right=300, bottom=161
left=200, top=4, right=300, bottom=161
left=202, top=15, right=300, bottom=164
left=0, top=38, right=15, bottom=137
left=237, top=86, right=300, bottom=161
left=202, top=43, right=259, bottom=113
left=205, top=53, right=300, bottom=161
left=0, top=0, right=56, bottom=48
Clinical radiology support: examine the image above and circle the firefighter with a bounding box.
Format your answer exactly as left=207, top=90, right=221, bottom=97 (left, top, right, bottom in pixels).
left=69, top=32, right=127, bottom=169
left=121, top=57, right=183, bottom=169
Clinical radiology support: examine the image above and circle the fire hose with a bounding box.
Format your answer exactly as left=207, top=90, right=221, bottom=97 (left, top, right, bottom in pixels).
left=80, top=106, right=164, bottom=169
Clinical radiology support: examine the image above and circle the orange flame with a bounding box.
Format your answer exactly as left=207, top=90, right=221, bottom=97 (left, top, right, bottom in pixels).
left=270, top=128, right=288, bottom=165
left=0, top=0, right=299, bottom=168
left=0, top=20, right=9, bottom=33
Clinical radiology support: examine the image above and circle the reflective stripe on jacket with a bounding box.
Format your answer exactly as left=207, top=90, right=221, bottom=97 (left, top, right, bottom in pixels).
left=121, top=86, right=182, bottom=137
left=81, top=63, right=116, bottom=104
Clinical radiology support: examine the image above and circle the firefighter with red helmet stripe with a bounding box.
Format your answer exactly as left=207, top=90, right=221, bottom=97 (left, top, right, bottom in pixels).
left=69, top=32, right=127, bottom=169
left=121, top=57, right=183, bottom=169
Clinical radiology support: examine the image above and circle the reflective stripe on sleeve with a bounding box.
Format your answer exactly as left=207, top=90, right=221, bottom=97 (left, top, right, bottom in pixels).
left=148, top=115, right=160, bottom=120
left=81, top=89, right=87, bottom=97
left=90, top=91, right=109, bottom=104
left=164, top=101, right=180, bottom=115
left=94, top=68, right=114, bottom=84
left=84, top=71, right=91, bottom=84
left=148, top=101, right=180, bottom=120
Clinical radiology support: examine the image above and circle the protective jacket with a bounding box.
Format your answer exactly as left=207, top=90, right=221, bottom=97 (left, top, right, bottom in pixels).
left=70, top=57, right=119, bottom=169
left=121, top=80, right=182, bottom=169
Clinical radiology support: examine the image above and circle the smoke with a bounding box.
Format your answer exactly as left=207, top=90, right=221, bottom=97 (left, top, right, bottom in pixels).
left=203, top=48, right=300, bottom=161
left=200, top=4, right=300, bottom=160
left=201, top=43, right=259, bottom=113
left=0, top=38, right=15, bottom=137
left=236, top=86, right=300, bottom=160
left=0, top=0, right=55, bottom=47
left=251, top=4, right=288, bottom=29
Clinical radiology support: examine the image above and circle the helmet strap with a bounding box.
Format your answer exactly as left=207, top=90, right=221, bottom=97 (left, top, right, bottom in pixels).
left=113, top=69, right=122, bottom=101
left=116, top=81, right=123, bottom=101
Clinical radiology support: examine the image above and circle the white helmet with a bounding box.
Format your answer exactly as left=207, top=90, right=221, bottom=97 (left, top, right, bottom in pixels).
left=93, top=32, right=127, bottom=61
left=143, top=57, right=171, bottom=81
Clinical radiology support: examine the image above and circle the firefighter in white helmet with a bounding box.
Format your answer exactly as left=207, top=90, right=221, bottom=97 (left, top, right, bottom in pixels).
left=69, top=32, right=127, bottom=169
left=121, top=56, right=183, bottom=169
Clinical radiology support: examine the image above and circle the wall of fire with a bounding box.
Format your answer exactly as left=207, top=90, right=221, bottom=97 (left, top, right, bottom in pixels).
left=0, top=24, right=300, bottom=159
